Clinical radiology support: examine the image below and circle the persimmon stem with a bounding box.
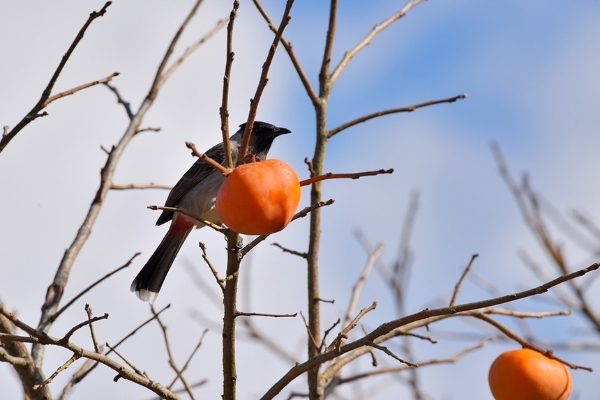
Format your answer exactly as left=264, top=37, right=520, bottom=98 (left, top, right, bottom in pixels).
left=299, top=168, right=394, bottom=187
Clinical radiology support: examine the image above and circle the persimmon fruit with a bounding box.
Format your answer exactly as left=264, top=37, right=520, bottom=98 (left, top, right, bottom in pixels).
left=216, top=159, right=301, bottom=235
left=488, top=348, right=572, bottom=400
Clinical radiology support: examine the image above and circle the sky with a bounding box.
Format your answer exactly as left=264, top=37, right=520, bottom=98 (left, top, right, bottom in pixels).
left=1, top=1, right=600, bottom=399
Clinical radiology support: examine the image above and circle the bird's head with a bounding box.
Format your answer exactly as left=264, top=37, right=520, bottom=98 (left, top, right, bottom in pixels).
left=237, top=121, right=291, bottom=159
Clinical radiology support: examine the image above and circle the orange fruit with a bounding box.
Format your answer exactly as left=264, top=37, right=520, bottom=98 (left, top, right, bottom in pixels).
left=488, top=348, right=572, bottom=400
left=216, top=159, right=301, bottom=235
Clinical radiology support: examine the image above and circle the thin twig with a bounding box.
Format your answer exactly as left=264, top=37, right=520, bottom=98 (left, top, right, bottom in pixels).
left=328, top=302, right=378, bottom=353
left=1, top=308, right=179, bottom=398
left=261, top=263, right=599, bottom=399
left=166, top=330, right=209, bottom=391
left=62, top=314, right=108, bottom=343
left=0, top=2, right=112, bottom=153
left=327, top=94, right=467, bottom=138
left=320, top=319, right=341, bottom=352
left=251, top=0, right=319, bottom=106
left=329, top=0, right=425, bottom=85
left=332, top=339, right=491, bottom=388
left=148, top=205, right=225, bottom=232
left=111, top=183, right=171, bottom=190
left=472, top=312, right=591, bottom=371
left=105, top=343, right=146, bottom=377
left=237, top=311, right=298, bottom=318
left=33, top=0, right=212, bottom=370
left=485, top=308, right=571, bottom=318
left=33, top=354, right=80, bottom=390
left=239, top=200, right=335, bottom=258
left=149, top=0, right=204, bottom=99
left=46, top=72, right=119, bottom=105
left=344, top=244, right=384, bottom=328
left=300, top=311, right=320, bottom=352
left=449, top=254, right=479, bottom=306
left=160, top=18, right=227, bottom=86
left=104, top=82, right=134, bottom=120
left=367, top=341, right=416, bottom=367
left=220, top=1, right=239, bottom=169
left=299, top=169, right=394, bottom=187
left=58, top=304, right=172, bottom=397
left=49, top=253, right=139, bottom=323
left=271, top=242, right=308, bottom=258
left=84, top=304, right=101, bottom=353
left=185, top=141, right=231, bottom=175
left=199, top=242, right=226, bottom=292
left=151, top=305, right=196, bottom=399
left=136, top=126, right=162, bottom=134
left=237, top=0, right=295, bottom=164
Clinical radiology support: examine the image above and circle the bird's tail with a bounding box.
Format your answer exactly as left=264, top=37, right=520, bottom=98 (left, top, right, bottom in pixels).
left=131, top=222, right=192, bottom=303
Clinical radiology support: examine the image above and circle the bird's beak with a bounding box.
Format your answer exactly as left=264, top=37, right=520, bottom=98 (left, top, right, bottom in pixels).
left=275, top=127, right=291, bottom=136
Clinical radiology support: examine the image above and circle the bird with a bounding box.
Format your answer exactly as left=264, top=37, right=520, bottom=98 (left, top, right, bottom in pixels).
left=131, top=121, right=291, bottom=303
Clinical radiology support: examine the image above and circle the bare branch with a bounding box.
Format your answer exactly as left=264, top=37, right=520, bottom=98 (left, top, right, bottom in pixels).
left=271, top=242, right=308, bottom=258
left=251, top=0, right=319, bottom=106
left=0, top=2, right=112, bottom=153
left=46, top=72, right=119, bottom=105
left=484, top=308, right=571, bottom=318
left=328, top=302, right=378, bottom=353
left=239, top=200, right=335, bottom=258
left=148, top=205, right=225, bottom=232
left=33, top=0, right=214, bottom=366
left=199, top=242, right=226, bottom=292
left=472, top=312, right=591, bottom=371
left=237, top=0, right=295, bottom=163
left=84, top=304, right=101, bottom=353
left=327, top=94, right=467, bottom=138
left=299, top=169, right=394, bottom=187
left=105, top=343, right=146, bottom=377
left=104, top=82, right=134, bottom=120
left=149, top=0, right=204, bottom=100
left=332, top=339, right=491, bottom=388
left=59, top=304, right=172, bottom=397
left=62, top=314, right=108, bottom=343
left=166, top=330, right=209, bottom=391
left=151, top=305, right=196, bottom=400
left=33, top=354, right=80, bottom=390
left=160, top=18, right=227, bottom=87
left=220, top=1, right=239, bottom=169
left=237, top=311, right=298, bottom=318
left=111, top=183, right=171, bottom=190
left=344, top=244, right=384, bottom=328
left=185, top=141, right=231, bottom=175
left=261, top=263, right=599, bottom=399
left=49, top=253, right=139, bottom=323
left=449, top=254, right=479, bottom=306
left=319, top=0, right=338, bottom=97
left=330, top=0, right=425, bottom=85
left=367, top=341, right=416, bottom=367
left=0, top=305, right=52, bottom=400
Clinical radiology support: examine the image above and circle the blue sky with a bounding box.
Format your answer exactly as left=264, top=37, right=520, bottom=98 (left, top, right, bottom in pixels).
left=1, top=1, right=600, bottom=399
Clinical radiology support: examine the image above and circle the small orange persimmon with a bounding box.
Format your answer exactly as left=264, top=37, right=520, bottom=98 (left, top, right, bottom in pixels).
left=488, top=348, right=572, bottom=400
left=216, top=159, right=301, bottom=235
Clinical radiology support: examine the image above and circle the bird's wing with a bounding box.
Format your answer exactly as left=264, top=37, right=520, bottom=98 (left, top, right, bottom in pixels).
left=156, top=142, right=226, bottom=225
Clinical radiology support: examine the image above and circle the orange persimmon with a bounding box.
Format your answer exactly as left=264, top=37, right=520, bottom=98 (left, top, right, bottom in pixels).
left=216, top=159, right=301, bottom=235
left=488, top=348, right=572, bottom=400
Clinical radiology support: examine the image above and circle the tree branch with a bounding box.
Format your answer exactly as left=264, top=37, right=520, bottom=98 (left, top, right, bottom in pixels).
left=261, top=263, right=599, bottom=399
left=0, top=2, right=112, bottom=153
left=327, top=94, right=467, bottom=138
left=237, top=0, right=295, bottom=164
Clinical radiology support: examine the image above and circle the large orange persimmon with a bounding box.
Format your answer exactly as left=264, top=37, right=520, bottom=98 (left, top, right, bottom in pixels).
left=488, top=348, right=572, bottom=400
left=216, top=159, right=301, bottom=235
